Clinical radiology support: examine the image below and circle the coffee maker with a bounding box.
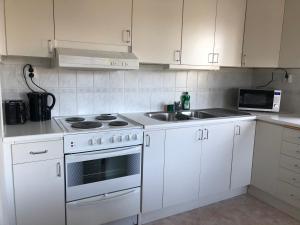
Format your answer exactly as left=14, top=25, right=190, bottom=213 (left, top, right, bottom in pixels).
left=23, top=64, right=56, bottom=121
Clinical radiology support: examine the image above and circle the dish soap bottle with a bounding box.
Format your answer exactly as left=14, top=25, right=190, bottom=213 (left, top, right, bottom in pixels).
left=181, top=92, right=190, bottom=110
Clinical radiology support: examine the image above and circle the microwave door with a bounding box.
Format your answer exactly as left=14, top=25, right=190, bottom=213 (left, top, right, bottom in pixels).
left=239, top=90, right=274, bottom=109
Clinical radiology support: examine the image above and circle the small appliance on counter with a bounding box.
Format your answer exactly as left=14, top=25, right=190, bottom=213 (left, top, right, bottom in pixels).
left=238, top=89, right=281, bottom=112
left=23, top=64, right=56, bottom=122
left=4, top=100, right=27, bottom=125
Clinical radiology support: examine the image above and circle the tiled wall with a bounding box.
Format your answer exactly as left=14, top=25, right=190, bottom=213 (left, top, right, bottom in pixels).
left=252, top=69, right=300, bottom=113
left=0, top=58, right=253, bottom=116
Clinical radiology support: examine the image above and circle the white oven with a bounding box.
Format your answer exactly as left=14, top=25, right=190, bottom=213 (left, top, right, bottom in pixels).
left=65, top=146, right=141, bottom=202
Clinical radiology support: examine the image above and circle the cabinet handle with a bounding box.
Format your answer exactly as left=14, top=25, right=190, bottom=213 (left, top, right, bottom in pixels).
left=174, top=50, right=181, bottom=62
left=56, top=162, right=61, bottom=177
left=295, top=164, right=299, bottom=168
left=48, top=40, right=53, bottom=54
left=235, top=125, right=241, bottom=136
left=208, top=53, right=214, bottom=63
left=198, top=129, right=203, bottom=141
left=30, top=150, right=48, bottom=155
left=122, top=30, right=131, bottom=43
left=145, top=134, right=151, bottom=147
left=203, top=129, right=209, bottom=140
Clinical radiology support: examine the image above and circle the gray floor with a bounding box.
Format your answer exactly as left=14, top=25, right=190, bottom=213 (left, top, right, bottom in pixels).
left=147, top=195, right=300, bottom=225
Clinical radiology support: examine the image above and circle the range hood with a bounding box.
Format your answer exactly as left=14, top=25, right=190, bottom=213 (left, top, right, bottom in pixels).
left=55, top=48, right=139, bottom=70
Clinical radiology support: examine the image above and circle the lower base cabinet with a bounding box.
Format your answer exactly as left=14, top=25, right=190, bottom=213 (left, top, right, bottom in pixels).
left=13, top=158, right=65, bottom=225
left=200, top=123, right=235, bottom=197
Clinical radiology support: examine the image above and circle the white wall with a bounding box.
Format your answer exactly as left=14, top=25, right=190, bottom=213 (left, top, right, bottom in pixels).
left=0, top=57, right=253, bottom=116
left=252, top=68, right=300, bottom=113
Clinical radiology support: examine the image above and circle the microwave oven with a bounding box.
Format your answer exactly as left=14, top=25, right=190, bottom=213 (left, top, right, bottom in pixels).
left=238, top=89, right=281, bottom=112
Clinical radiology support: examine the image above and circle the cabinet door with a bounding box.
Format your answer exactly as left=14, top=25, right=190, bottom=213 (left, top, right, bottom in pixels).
left=242, top=0, right=285, bottom=67
left=0, top=0, right=5, bottom=55
left=214, top=0, right=246, bottom=67
left=14, top=159, right=65, bottom=225
left=5, top=0, right=54, bottom=57
left=132, top=0, right=183, bottom=64
left=142, top=130, right=165, bottom=213
left=231, top=121, right=256, bottom=189
left=164, top=127, right=202, bottom=208
left=54, top=0, right=132, bottom=49
left=200, top=123, right=234, bottom=197
left=181, top=0, right=217, bottom=66
left=251, top=122, right=283, bottom=196
left=279, top=0, right=300, bottom=68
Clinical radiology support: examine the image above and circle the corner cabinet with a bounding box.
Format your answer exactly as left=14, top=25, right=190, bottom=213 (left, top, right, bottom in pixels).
left=142, top=130, right=166, bottom=213
left=163, top=127, right=202, bottom=208
left=12, top=140, right=65, bottom=225
left=5, top=0, right=54, bottom=57
left=132, top=0, right=183, bottom=64
left=54, top=0, right=132, bottom=51
left=231, top=121, right=256, bottom=189
left=242, top=0, right=285, bottom=67
left=181, top=0, right=217, bottom=66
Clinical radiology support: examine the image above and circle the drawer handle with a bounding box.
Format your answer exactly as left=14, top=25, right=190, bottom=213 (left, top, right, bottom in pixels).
left=29, top=150, right=48, bottom=155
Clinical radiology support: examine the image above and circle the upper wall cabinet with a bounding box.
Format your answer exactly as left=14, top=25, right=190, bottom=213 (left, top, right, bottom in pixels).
left=54, top=0, right=132, bottom=52
left=132, top=0, right=183, bottom=64
left=242, top=0, right=285, bottom=68
left=181, top=0, right=217, bottom=66
left=279, top=0, right=300, bottom=68
left=0, top=0, right=6, bottom=55
left=214, top=0, right=246, bottom=67
left=5, top=0, right=54, bottom=57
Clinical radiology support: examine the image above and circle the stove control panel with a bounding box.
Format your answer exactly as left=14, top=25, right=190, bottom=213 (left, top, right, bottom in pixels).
left=64, top=129, right=143, bottom=154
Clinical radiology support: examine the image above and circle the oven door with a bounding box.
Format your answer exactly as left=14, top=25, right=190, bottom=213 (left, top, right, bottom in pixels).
left=238, top=89, right=275, bottom=111
left=65, top=146, right=141, bottom=202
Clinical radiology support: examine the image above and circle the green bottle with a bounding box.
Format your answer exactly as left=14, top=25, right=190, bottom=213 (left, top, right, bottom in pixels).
left=181, top=92, right=190, bottom=110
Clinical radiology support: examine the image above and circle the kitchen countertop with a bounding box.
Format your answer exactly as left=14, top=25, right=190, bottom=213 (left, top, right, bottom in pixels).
left=3, top=119, right=64, bottom=143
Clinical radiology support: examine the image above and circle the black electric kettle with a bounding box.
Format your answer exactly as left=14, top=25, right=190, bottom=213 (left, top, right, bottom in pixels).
left=27, top=92, right=56, bottom=121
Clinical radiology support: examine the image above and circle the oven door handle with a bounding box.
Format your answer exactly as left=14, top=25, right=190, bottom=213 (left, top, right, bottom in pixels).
left=65, top=146, right=141, bottom=163
left=68, top=188, right=139, bottom=208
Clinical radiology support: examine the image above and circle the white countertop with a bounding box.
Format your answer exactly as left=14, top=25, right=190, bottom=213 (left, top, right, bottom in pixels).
left=3, top=119, right=64, bottom=143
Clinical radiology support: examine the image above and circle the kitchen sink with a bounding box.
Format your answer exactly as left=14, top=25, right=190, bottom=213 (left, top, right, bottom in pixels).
left=145, top=108, right=251, bottom=122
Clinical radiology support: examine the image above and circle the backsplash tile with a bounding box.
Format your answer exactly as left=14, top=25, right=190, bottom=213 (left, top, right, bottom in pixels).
left=0, top=61, right=254, bottom=116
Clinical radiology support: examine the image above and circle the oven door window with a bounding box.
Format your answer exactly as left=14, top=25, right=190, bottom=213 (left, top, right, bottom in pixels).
left=239, top=90, right=274, bottom=109
left=67, top=153, right=140, bottom=187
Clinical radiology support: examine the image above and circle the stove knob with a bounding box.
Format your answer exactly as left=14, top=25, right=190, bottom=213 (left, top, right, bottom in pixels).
left=132, top=134, right=138, bottom=140
left=125, top=135, right=130, bottom=141
left=111, top=136, right=116, bottom=143
left=89, top=139, right=95, bottom=145
left=118, top=136, right=123, bottom=142
left=98, top=138, right=103, bottom=145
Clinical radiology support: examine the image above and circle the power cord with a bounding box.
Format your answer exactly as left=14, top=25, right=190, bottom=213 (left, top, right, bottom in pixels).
left=256, top=68, right=289, bottom=89
left=22, top=64, right=47, bottom=92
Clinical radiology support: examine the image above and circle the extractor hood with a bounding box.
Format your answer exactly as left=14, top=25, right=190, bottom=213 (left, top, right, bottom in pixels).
left=55, top=48, right=139, bottom=70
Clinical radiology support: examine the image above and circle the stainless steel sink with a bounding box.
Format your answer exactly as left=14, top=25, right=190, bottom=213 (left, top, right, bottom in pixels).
left=145, top=108, right=251, bottom=122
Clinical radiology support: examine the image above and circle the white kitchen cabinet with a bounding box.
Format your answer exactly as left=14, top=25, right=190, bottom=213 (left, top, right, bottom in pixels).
left=142, top=130, right=165, bottom=213
left=279, top=0, right=300, bottom=68
left=251, top=122, right=283, bottom=196
left=54, top=0, right=132, bottom=51
left=181, top=0, right=217, bottom=66
left=214, top=0, right=246, bottom=67
left=132, top=0, right=183, bottom=64
left=242, top=0, right=285, bottom=67
left=163, top=127, right=202, bottom=208
left=231, top=121, right=256, bottom=189
left=200, top=123, right=235, bottom=197
left=0, top=0, right=6, bottom=55
left=13, top=158, right=65, bottom=225
left=5, top=0, right=54, bottom=57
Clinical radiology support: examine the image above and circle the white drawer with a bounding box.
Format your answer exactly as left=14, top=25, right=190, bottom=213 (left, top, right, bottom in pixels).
left=280, top=155, right=300, bottom=174
left=277, top=181, right=300, bottom=209
left=279, top=168, right=300, bottom=188
left=12, top=140, right=63, bottom=164
left=66, top=188, right=140, bottom=225
left=281, top=141, right=300, bottom=160
left=283, top=128, right=300, bottom=145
